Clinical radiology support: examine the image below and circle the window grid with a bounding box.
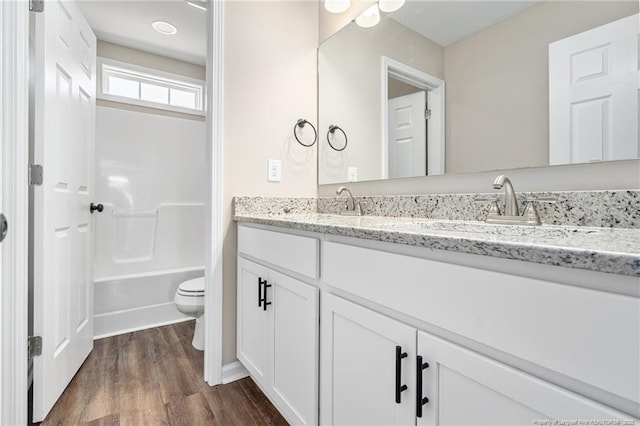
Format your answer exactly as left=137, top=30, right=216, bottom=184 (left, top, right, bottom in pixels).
left=99, top=59, right=204, bottom=114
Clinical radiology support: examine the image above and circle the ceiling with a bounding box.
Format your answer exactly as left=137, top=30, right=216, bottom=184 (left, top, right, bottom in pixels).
left=77, top=0, right=206, bottom=65
left=389, top=0, right=541, bottom=47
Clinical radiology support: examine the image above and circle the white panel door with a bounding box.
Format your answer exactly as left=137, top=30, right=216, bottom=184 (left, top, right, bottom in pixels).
left=320, top=293, right=416, bottom=426
left=32, top=0, right=96, bottom=421
left=237, top=258, right=270, bottom=385
left=268, top=270, right=319, bottom=425
left=416, top=331, right=634, bottom=425
left=388, top=91, right=427, bottom=178
left=549, top=14, right=639, bottom=165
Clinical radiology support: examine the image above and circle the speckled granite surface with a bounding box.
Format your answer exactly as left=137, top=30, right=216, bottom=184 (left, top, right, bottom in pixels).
left=233, top=213, right=640, bottom=277
left=318, top=190, right=640, bottom=229
left=234, top=197, right=317, bottom=216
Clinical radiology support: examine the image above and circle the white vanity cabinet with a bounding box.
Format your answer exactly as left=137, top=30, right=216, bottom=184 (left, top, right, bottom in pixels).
left=237, top=225, right=320, bottom=425
left=320, top=293, right=416, bottom=425
left=417, top=331, right=631, bottom=425
left=237, top=259, right=270, bottom=385
left=236, top=222, right=639, bottom=424
left=321, top=293, right=634, bottom=425
left=321, top=239, right=639, bottom=424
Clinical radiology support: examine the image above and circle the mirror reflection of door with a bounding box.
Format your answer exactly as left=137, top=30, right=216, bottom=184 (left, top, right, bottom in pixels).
left=387, top=77, right=427, bottom=178
left=382, top=57, right=445, bottom=180
left=549, top=14, right=639, bottom=165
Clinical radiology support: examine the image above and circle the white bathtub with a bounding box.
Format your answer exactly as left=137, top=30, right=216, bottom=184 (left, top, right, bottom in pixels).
left=94, top=266, right=203, bottom=339
left=94, top=106, right=206, bottom=338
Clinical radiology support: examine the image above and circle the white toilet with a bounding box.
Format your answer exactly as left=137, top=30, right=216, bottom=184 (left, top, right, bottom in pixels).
left=174, top=276, right=205, bottom=351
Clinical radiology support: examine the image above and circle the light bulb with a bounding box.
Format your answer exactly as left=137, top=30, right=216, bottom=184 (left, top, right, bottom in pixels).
left=378, top=0, right=405, bottom=13
left=324, top=0, right=350, bottom=14
left=355, top=4, right=380, bottom=28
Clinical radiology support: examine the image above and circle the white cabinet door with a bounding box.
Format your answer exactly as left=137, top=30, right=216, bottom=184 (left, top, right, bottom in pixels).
left=32, top=1, right=97, bottom=421
left=237, top=258, right=270, bottom=385
left=268, top=270, right=319, bottom=425
left=320, top=294, right=416, bottom=426
left=416, top=331, right=633, bottom=425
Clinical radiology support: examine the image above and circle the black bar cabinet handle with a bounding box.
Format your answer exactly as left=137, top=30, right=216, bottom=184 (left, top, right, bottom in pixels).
left=263, top=282, right=272, bottom=311
left=416, top=355, right=430, bottom=417
left=258, top=277, right=266, bottom=307
left=395, top=345, right=408, bottom=403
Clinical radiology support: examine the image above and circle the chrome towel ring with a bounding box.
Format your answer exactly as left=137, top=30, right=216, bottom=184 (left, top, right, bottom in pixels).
left=327, top=125, right=347, bottom=151
left=294, top=119, right=317, bottom=147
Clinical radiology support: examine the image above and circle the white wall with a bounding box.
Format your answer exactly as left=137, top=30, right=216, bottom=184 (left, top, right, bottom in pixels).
left=222, top=1, right=318, bottom=364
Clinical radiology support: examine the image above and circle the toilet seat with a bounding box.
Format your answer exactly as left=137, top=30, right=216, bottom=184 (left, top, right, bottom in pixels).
left=174, top=276, right=205, bottom=351
left=177, top=277, right=204, bottom=297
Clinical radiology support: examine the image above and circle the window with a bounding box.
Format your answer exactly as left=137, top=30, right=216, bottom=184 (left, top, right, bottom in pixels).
left=98, top=58, right=205, bottom=115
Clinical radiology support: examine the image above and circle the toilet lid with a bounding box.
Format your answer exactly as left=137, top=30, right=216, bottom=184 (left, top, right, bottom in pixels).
left=178, top=277, right=205, bottom=295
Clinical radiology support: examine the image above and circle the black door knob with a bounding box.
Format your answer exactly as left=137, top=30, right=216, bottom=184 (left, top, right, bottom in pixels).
left=90, top=203, right=104, bottom=214
left=0, top=213, right=8, bottom=243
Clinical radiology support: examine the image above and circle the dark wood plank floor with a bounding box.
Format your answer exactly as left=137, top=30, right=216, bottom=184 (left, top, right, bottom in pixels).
left=39, top=321, right=288, bottom=426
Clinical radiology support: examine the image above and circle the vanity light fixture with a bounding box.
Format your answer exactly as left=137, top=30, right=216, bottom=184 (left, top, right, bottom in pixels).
left=355, top=3, right=380, bottom=28
left=325, top=0, right=350, bottom=14
left=378, top=0, right=405, bottom=13
left=186, top=0, right=207, bottom=11
left=152, top=20, right=178, bottom=35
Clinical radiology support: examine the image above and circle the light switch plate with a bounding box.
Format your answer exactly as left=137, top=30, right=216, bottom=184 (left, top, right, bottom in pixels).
left=347, top=166, right=358, bottom=182
left=268, top=159, right=282, bottom=182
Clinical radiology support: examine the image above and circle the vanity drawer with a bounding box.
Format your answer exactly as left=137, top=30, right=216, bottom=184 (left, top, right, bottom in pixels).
left=238, top=225, right=319, bottom=279
left=323, top=241, right=640, bottom=406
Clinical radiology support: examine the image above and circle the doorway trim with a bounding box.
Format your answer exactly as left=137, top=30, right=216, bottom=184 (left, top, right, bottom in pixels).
left=381, top=56, right=445, bottom=178
left=0, top=1, right=29, bottom=424
left=204, top=0, right=224, bottom=386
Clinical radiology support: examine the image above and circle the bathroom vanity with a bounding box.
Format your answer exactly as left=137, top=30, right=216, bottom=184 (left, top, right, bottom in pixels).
left=235, top=207, right=640, bottom=424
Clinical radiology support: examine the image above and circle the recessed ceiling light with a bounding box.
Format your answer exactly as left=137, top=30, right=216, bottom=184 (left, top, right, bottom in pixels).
left=152, top=20, right=178, bottom=35
left=186, top=0, right=207, bottom=11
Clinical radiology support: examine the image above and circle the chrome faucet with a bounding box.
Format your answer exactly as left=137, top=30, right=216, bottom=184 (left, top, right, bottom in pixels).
left=481, top=175, right=556, bottom=226
left=492, top=175, right=519, bottom=216
left=336, top=186, right=363, bottom=216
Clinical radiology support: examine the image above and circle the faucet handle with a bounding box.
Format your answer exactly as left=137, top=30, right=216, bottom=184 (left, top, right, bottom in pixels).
left=474, top=197, right=501, bottom=216
left=521, top=197, right=555, bottom=226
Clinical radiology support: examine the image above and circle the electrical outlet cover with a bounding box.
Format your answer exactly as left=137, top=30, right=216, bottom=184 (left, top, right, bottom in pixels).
left=347, top=166, right=357, bottom=182
left=268, top=159, right=282, bottom=182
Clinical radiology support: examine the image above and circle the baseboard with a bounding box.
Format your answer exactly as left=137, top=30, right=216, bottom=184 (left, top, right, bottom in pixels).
left=221, top=361, right=249, bottom=384
left=94, top=302, right=192, bottom=339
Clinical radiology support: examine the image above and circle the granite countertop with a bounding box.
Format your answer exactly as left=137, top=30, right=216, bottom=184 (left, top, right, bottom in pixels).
left=233, top=213, right=640, bottom=277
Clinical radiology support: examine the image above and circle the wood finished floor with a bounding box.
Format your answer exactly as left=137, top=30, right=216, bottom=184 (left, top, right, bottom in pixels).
left=39, top=321, right=288, bottom=426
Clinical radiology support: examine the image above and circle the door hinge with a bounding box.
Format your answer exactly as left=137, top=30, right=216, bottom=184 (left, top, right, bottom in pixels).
left=29, top=0, right=44, bottom=13
left=29, top=164, right=43, bottom=186
left=28, top=336, right=42, bottom=358
left=425, top=109, right=432, bottom=120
